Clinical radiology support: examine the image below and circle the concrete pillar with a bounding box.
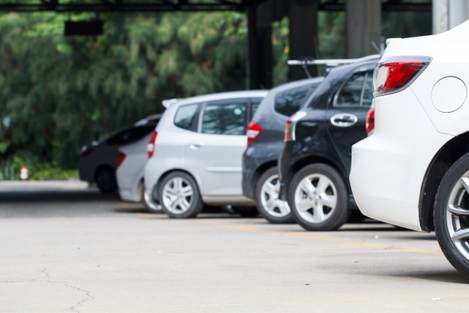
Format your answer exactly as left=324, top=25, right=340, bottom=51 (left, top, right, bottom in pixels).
left=433, top=0, right=449, bottom=33
left=448, top=0, right=469, bottom=28
left=288, top=0, right=319, bottom=80
left=434, top=0, right=469, bottom=33
left=247, top=4, right=273, bottom=89
left=346, top=0, right=381, bottom=58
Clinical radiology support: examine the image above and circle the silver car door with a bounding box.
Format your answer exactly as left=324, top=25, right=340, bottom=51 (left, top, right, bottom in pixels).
left=184, top=99, right=248, bottom=197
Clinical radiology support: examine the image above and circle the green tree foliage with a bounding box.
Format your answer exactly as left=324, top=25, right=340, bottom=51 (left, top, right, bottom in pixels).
left=0, top=12, right=248, bottom=170
left=0, top=10, right=431, bottom=178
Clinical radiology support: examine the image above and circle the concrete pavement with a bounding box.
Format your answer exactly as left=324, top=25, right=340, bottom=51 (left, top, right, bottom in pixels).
left=0, top=182, right=467, bottom=313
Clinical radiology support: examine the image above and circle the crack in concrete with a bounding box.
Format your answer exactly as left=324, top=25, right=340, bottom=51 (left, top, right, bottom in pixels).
left=0, top=268, right=94, bottom=313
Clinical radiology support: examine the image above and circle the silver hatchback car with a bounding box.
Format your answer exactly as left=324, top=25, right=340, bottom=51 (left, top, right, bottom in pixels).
left=144, top=90, right=267, bottom=218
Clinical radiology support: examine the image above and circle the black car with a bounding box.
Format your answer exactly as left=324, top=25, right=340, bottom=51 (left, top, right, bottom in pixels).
left=78, top=114, right=161, bottom=193
left=242, top=78, right=323, bottom=223
left=279, top=59, right=376, bottom=231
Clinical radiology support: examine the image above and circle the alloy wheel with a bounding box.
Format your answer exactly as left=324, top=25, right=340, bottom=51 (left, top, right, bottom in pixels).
left=162, top=177, right=194, bottom=215
left=260, top=174, right=290, bottom=218
left=294, top=174, right=337, bottom=224
left=446, top=173, right=469, bottom=261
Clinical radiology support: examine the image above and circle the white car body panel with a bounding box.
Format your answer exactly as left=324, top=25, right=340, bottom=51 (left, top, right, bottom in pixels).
left=183, top=132, right=246, bottom=198
left=116, top=133, right=151, bottom=202
left=144, top=90, right=267, bottom=206
left=351, top=21, right=469, bottom=231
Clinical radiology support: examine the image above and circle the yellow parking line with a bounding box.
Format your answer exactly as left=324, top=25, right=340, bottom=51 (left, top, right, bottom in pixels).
left=199, top=218, right=442, bottom=256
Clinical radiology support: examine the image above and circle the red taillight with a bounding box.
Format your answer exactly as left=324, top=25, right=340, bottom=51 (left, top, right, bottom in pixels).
left=116, top=151, right=127, bottom=168
left=366, top=108, right=375, bottom=135
left=284, top=119, right=293, bottom=142
left=374, top=57, right=430, bottom=96
left=247, top=121, right=263, bottom=145
left=147, top=130, right=158, bottom=158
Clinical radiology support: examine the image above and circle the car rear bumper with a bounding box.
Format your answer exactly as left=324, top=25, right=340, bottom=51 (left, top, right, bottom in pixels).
left=241, top=152, right=257, bottom=199
left=350, top=90, right=451, bottom=231
left=119, top=184, right=143, bottom=202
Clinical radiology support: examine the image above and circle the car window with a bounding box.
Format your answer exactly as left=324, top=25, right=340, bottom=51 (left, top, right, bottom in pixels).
left=335, top=71, right=374, bottom=107
left=174, top=104, right=199, bottom=131
left=274, top=85, right=313, bottom=116
left=201, top=100, right=247, bottom=136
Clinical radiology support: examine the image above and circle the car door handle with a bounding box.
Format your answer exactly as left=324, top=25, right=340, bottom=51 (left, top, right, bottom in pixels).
left=189, top=144, right=202, bottom=150
left=330, top=113, right=358, bottom=128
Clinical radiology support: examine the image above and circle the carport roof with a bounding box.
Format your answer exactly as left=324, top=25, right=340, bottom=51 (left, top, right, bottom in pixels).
left=0, top=0, right=258, bottom=12
left=0, top=0, right=431, bottom=13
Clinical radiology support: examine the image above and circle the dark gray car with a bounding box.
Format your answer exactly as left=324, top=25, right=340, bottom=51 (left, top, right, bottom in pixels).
left=78, top=115, right=161, bottom=193
left=242, top=78, right=323, bottom=223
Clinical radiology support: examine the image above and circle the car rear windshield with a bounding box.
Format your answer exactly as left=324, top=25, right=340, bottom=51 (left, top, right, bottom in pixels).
left=106, top=125, right=155, bottom=145
left=274, top=83, right=318, bottom=117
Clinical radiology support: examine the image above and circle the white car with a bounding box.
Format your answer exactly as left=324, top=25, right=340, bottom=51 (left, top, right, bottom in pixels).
left=116, top=114, right=162, bottom=211
left=144, top=90, right=267, bottom=218
left=350, top=21, right=469, bottom=276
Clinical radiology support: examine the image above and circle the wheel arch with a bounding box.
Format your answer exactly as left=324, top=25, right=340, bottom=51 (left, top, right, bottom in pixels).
left=94, top=164, right=116, bottom=181
left=419, top=131, right=469, bottom=231
left=253, top=160, right=278, bottom=188
left=289, top=154, right=348, bottom=191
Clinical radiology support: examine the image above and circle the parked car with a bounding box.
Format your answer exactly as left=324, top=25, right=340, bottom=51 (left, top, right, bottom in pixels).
left=242, top=78, right=323, bottom=223
left=79, top=115, right=160, bottom=194
left=279, top=58, right=378, bottom=231
left=116, top=114, right=162, bottom=211
left=144, top=90, right=267, bottom=218
left=350, top=21, right=469, bottom=276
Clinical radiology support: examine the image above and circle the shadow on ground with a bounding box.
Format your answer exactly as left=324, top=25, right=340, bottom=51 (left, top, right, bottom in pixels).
left=0, top=190, right=117, bottom=203
left=376, top=268, right=469, bottom=284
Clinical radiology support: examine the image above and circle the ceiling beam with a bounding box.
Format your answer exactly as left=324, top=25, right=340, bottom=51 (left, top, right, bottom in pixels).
left=0, top=0, right=432, bottom=13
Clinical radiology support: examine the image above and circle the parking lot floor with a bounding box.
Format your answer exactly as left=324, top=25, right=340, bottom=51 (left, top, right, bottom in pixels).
left=0, top=181, right=467, bottom=313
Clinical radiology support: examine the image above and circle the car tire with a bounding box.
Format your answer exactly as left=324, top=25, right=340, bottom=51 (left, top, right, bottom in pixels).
left=288, top=163, right=349, bottom=231
left=233, top=206, right=259, bottom=218
left=435, top=153, right=469, bottom=278
left=158, top=171, right=203, bottom=219
left=256, top=167, right=293, bottom=224
left=143, top=182, right=163, bottom=213
left=95, top=167, right=117, bottom=194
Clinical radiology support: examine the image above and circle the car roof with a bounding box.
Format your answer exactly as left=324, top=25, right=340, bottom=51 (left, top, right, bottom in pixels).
left=270, top=77, right=324, bottom=95
left=166, top=90, right=268, bottom=107
left=134, top=114, right=162, bottom=126
left=327, top=60, right=377, bottom=78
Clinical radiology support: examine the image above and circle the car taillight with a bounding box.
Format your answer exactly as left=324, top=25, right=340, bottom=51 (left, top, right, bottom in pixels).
left=116, top=151, right=127, bottom=168
left=284, top=119, right=293, bottom=142
left=247, top=121, right=263, bottom=145
left=366, top=108, right=375, bottom=135
left=374, top=57, right=430, bottom=96
left=147, top=130, right=158, bottom=158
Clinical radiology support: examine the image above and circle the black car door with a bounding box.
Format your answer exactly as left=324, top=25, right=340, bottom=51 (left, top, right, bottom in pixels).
left=327, top=67, right=374, bottom=173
